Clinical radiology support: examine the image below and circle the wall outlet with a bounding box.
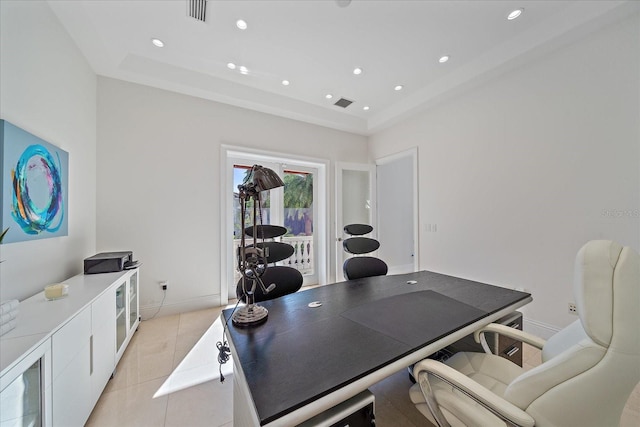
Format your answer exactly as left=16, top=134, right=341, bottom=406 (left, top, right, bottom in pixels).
left=160, top=280, right=168, bottom=291
left=568, top=302, right=577, bottom=315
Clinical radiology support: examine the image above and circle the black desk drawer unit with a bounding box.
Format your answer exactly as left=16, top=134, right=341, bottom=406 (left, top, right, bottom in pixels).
left=447, top=311, right=523, bottom=367
left=298, top=390, right=375, bottom=427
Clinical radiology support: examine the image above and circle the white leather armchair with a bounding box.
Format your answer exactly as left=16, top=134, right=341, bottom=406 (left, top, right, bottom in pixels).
left=409, top=240, right=640, bottom=427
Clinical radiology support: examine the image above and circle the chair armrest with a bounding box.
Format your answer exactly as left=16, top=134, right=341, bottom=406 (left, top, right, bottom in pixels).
left=473, top=323, right=546, bottom=354
left=413, top=359, right=535, bottom=427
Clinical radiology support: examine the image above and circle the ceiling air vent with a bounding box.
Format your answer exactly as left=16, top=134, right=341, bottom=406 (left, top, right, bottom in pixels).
left=334, top=98, right=354, bottom=108
left=188, top=0, right=207, bottom=22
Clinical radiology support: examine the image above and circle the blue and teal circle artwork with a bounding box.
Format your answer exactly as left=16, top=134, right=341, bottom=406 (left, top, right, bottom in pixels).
left=11, top=144, right=65, bottom=234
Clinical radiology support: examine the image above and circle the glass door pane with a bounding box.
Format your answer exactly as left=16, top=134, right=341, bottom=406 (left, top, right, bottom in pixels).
left=129, top=272, right=138, bottom=330
left=282, top=169, right=314, bottom=276
left=115, top=282, right=126, bottom=353
left=335, top=163, right=374, bottom=282
left=0, top=359, right=42, bottom=426
left=233, top=164, right=277, bottom=286
left=233, top=165, right=274, bottom=240
left=230, top=159, right=319, bottom=289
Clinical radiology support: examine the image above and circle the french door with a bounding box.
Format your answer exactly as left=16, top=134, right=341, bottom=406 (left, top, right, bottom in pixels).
left=227, top=156, right=320, bottom=299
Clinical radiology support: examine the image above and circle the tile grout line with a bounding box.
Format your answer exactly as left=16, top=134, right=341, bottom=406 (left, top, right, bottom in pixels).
left=163, top=312, right=185, bottom=427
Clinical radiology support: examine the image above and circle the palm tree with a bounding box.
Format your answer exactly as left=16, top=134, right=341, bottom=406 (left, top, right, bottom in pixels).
left=284, top=173, right=313, bottom=235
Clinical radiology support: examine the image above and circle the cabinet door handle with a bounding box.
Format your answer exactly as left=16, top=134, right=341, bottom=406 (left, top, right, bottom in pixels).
left=90, top=335, right=94, bottom=375
left=505, top=346, right=520, bottom=357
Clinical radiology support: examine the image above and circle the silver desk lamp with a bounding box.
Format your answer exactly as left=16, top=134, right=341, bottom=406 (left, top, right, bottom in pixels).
left=232, top=165, right=284, bottom=326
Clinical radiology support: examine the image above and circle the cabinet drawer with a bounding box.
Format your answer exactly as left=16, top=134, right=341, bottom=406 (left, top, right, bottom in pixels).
left=52, top=306, right=91, bottom=379
left=497, top=313, right=523, bottom=367
left=499, top=341, right=523, bottom=366
left=92, top=288, right=114, bottom=330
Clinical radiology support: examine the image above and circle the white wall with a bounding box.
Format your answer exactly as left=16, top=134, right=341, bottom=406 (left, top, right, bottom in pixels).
left=369, top=14, right=640, bottom=336
left=96, top=78, right=368, bottom=316
left=0, top=1, right=97, bottom=301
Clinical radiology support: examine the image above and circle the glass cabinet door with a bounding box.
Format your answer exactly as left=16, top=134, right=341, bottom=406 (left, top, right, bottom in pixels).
left=0, top=359, right=42, bottom=426
left=129, top=271, right=138, bottom=330
left=115, top=281, right=127, bottom=354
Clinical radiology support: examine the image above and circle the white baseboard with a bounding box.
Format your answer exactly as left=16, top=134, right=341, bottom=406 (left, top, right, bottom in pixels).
left=523, top=317, right=561, bottom=340
left=387, top=263, right=415, bottom=275
left=140, top=294, right=221, bottom=320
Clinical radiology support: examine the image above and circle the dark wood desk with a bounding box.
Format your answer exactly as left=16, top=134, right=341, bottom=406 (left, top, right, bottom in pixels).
left=222, top=270, right=532, bottom=426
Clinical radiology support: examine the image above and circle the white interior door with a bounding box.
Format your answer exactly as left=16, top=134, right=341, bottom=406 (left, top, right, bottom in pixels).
left=335, top=162, right=375, bottom=282
left=376, top=148, right=418, bottom=274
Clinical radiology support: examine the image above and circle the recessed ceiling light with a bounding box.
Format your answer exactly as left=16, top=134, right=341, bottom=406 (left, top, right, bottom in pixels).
left=353, top=67, right=363, bottom=75
left=227, top=62, right=236, bottom=70
left=282, top=80, right=290, bottom=86
left=151, top=38, right=164, bottom=48
left=439, top=55, right=450, bottom=63
left=507, top=9, right=523, bottom=20
left=363, top=106, right=370, bottom=111
left=394, top=85, right=404, bottom=91
left=326, top=94, right=333, bottom=99
left=239, top=65, right=248, bottom=75
left=236, top=19, right=248, bottom=30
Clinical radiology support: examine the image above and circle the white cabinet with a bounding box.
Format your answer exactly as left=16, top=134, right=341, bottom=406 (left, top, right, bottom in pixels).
left=1, top=268, right=140, bottom=427
left=52, top=270, right=139, bottom=425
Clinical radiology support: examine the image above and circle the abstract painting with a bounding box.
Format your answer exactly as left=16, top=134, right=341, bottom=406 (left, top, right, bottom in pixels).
left=1, top=120, right=68, bottom=243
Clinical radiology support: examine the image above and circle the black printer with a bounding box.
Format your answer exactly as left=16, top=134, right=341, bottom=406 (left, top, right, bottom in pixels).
left=84, top=251, right=135, bottom=274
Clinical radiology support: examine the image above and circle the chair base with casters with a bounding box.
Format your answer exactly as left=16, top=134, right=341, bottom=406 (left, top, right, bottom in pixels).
left=409, top=240, right=640, bottom=427
left=236, top=266, right=303, bottom=303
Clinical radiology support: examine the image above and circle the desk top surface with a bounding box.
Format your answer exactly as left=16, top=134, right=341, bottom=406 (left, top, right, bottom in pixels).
left=222, top=270, right=530, bottom=425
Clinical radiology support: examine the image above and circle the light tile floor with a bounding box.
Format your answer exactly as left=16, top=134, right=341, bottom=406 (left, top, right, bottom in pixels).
left=87, top=307, right=640, bottom=427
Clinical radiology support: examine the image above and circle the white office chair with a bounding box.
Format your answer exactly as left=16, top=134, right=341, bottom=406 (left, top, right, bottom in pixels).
left=410, top=240, right=640, bottom=427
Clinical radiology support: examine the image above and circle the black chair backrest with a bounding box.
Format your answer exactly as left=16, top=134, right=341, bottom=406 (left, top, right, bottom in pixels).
left=343, top=256, right=388, bottom=280
left=236, top=266, right=303, bottom=303
left=343, top=237, right=380, bottom=255
left=244, top=224, right=287, bottom=239
left=245, top=241, right=295, bottom=264
left=344, top=224, right=373, bottom=236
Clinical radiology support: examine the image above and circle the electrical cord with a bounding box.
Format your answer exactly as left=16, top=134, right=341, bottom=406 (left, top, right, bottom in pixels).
left=217, top=341, right=231, bottom=382
left=217, top=299, right=241, bottom=383
left=146, top=288, right=166, bottom=320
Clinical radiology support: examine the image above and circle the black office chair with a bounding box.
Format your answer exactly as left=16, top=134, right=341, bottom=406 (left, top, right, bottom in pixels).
left=342, top=224, right=388, bottom=280
left=236, top=224, right=303, bottom=302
